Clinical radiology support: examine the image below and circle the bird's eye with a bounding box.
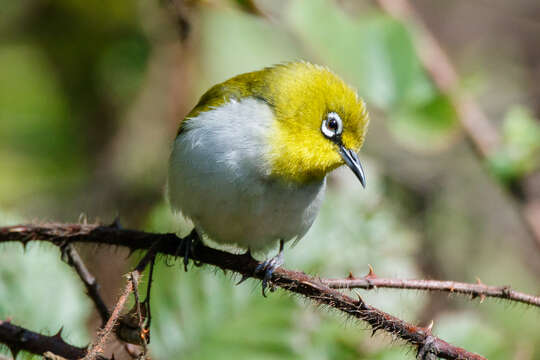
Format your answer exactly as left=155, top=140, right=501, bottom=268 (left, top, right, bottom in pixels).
left=328, top=118, right=338, bottom=131
left=321, top=112, right=343, bottom=139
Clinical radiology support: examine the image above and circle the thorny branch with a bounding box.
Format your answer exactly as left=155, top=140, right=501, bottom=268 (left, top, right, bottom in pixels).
left=84, top=246, right=156, bottom=360
left=83, top=274, right=134, bottom=360
left=0, top=319, right=89, bottom=360
left=0, top=223, right=515, bottom=359
left=323, top=266, right=540, bottom=307
left=61, top=244, right=110, bottom=326
left=0, top=227, right=155, bottom=360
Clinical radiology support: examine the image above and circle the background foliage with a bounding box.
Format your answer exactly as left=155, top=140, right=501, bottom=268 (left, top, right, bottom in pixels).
left=1, top=0, right=539, bottom=359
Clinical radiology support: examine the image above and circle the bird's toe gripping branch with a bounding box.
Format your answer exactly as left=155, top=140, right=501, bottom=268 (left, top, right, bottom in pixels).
left=175, top=228, right=201, bottom=271
left=254, top=240, right=284, bottom=297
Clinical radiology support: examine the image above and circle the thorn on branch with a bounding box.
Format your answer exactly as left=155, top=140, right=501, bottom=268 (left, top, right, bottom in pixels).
left=473, top=277, right=486, bottom=303
left=110, top=217, right=122, bottom=230
left=366, top=264, right=377, bottom=278
left=53, top=327, right=64, bottom=340
left=364, top=264, right=377, bottom=289
left=422, top=320, right=434, bottom=333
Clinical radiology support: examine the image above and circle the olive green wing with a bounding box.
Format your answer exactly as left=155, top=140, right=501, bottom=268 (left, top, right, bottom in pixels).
left=176, top=72, right=265, bottom=136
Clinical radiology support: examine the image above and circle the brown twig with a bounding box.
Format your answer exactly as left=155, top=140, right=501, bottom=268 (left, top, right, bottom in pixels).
left=84, top=248, right=157, bottom=360
left=0, top=319, right=90, bottom=360
left=144, top=256, right=156, bottom=334
left=129, top=269, right=149, bottom=356
left=1, top=223, right=491, bottom=359
left=61, top=244, right=110, bottom=326
left=323, top=266, right=540, bottom=307
left=83, top=275, right=133, bottom=360
left=375, top=0, right=540, bottom=253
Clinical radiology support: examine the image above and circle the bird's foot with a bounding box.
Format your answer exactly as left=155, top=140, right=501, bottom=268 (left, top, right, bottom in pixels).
left=254, top=240, right=284, bottom=297
left=174, top=229, right=200, bottom=272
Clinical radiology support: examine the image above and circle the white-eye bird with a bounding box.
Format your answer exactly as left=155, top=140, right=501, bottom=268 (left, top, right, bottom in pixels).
left=168, top=61, right=369, bottom=294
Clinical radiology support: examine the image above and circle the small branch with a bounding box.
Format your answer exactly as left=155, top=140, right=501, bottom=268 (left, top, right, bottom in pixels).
left=323, top=268, right=540, bottom=307
left=0, top=320, right=89, bottom=360
left=84, top=248, right=157, bottom=360
left=83, top=276, right=133, bottom=360
left=129, top=270, right=149, bottom=356
left=0, top=223, right=490, bottom=360
left=61, top=244, right=110, bottom=326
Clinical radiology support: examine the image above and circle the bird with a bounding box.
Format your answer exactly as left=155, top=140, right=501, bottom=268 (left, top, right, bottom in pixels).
left=168, top=61, right=369, bottom=295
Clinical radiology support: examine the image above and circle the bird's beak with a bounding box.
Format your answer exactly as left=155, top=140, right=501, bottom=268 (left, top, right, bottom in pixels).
left=339, top=145, right=366, bottom=188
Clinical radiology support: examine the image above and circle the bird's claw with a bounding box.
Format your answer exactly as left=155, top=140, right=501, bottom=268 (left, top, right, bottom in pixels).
left=254, top=240, right=284, bottom=297
left=255, top=256, right=283, bottom=297
left=174, top=229, right=200, bottom=272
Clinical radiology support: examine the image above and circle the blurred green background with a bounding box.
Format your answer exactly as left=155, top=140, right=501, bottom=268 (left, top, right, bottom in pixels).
left=1, top=0, right=540, bottom=359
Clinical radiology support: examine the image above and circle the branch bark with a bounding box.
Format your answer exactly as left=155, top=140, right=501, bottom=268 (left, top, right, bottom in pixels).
left=61, top=244, right=110, bottom=326
left=323, top=267, right=540, bottom=307
left=0, top=320, right=88, bottom=360
left=84, top=245, right=157, bottom=360
left=83, top=275, right=133, bottom=360
left=0, top=223, right=492, bottom=360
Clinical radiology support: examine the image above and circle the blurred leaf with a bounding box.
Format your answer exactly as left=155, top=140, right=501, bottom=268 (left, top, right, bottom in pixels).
left=199, top=7, right=300, bottom=92
left=96, top=34, right=150, bottom=107
left=286, top=0, right=434, bottom=109
left=0, top=45, right=86, bottom=204
left=388, top=94, right=459, bottom=152
left=489, top=106, right=540, bottom=182
left=0, top=0, right=32, bottom=35
left=53, top=0, right=137, bottom=28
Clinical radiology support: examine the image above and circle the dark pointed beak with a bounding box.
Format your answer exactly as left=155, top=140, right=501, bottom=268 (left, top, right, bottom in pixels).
left=339, top=145, right=366, bottom=188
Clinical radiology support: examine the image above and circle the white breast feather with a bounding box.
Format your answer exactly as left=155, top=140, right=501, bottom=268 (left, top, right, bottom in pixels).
left=168, top=98, right=326, bottom=251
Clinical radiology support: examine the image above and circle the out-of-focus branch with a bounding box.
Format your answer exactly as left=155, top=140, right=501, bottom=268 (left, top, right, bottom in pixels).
left=323, top=266, right=540, bottom=307
left=376, top=0, right=500, bottom=158
left=1, top=223, right=489, bottom=360
left=61, top=244, right=110, bottom=326
left=0, top=320, right=91, bottom=360
left=376, top=0, right=540, bottom=251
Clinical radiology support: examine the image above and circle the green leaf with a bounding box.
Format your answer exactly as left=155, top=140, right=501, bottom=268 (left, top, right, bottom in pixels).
left=489, top=106, right=540, bottom=182
left=96, top=34, right=150, bottom=107
left=388, top=94, right=459, bottom=152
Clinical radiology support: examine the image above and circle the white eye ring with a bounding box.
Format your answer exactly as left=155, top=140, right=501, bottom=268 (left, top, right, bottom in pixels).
left=321, top=112, right=343, bottom=139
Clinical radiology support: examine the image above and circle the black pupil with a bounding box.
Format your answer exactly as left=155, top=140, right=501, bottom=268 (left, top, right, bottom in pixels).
left=328, top=117, right=338, bottom=131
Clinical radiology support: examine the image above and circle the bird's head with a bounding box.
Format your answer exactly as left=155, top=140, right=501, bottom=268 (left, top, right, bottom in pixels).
left=263, top=62, right=369, bottom=186
left=182, top=61, right=369, bottom=186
